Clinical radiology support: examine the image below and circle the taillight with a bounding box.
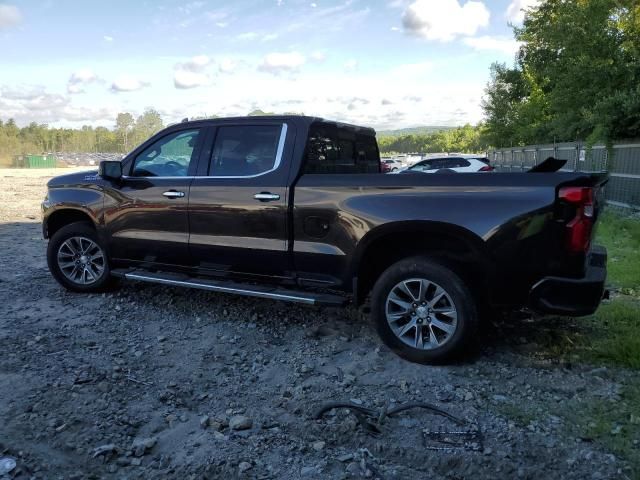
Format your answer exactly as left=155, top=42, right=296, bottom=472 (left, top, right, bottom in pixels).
left=479, top=165, right=494, bottom=172
left=559, top=186, right=595, bottom=254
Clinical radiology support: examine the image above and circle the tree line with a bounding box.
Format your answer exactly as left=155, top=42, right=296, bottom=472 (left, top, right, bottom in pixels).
left=0, top=109, right=289, bottom=165
left=378, top=124, right=485, bottom=154
left=0, top=109, right=165, bottom=165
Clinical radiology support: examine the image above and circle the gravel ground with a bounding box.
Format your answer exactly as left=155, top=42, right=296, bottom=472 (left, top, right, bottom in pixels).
left=0, top=168, right=634, bottom=479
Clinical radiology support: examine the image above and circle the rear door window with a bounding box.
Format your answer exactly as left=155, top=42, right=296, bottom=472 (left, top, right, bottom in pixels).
left=451, top=158, right=471, bottom=168
left=209, top=125, right=283, bottom=177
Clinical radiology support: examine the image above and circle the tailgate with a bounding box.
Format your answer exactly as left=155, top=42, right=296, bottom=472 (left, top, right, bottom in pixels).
left=555, top=173, right=608, bottom=258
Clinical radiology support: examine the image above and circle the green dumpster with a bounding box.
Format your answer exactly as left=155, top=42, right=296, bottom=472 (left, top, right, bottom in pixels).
left=25, top=155, right=56, bottom=168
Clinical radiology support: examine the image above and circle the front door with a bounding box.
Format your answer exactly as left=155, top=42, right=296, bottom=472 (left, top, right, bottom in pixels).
left=188, top=122, right=293, bottom=281
left=105, top=127, right=204, bottom=267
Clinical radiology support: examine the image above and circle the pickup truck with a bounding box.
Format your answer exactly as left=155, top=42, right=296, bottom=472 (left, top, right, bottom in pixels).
left=42, top=115, right=608, bottom=364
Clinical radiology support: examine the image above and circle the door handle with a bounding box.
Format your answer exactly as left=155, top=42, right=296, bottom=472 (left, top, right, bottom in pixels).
left=163, top=190, right=185, bottom=198
left=253, top=192, right=280, bottom=202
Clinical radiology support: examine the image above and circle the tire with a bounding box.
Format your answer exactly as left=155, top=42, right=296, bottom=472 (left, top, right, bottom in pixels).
left=47, top=221, right=115, bottom=293
left=371, top=256, right=477, bottom=364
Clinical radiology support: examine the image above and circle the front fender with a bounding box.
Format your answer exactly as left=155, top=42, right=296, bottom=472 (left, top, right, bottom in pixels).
left=42, top=186, right=104, bottom=238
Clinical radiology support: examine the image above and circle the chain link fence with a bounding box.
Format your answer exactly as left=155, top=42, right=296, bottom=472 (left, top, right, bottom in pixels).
left=489, top=141, right=640, bottom=210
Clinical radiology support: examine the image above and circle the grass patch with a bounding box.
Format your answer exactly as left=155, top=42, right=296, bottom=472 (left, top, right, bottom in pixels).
left=583, top=299, right=640, bottom=369
left=579, top=211, right=640, bottom=369
left=493, top=402, right=537, bottom=427
left=596, top=211, right=640, bottom=293
left=564, top=381, right=640, bottom=478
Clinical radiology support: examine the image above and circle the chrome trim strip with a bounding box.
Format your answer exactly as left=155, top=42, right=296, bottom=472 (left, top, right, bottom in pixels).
left=124, top=272, right=316, bottom=304
left=121, top=123, right=289, bottom=181
left=122, top=175, right=196, bottom=180
left=273, top=123, right=288, bottom=171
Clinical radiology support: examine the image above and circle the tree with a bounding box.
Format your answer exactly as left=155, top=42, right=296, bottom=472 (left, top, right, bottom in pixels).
left=482, top=0, right=640, bottom=145
left=115, top=112, right=135, bottom=152
left=132, top=109, right=164, bottom=147
left=247, top=109, right=274, bottom=116
left=377, top=125, right=488, bottom=154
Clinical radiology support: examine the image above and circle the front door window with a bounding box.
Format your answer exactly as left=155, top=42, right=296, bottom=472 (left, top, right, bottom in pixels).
left=131, top=129, right=200, bottom=177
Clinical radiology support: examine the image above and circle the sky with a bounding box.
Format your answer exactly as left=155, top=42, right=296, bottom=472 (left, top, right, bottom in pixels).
left=0, top=0, right=539, bottom=130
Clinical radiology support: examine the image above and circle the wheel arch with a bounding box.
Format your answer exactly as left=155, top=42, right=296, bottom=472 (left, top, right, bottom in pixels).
left=44, top=208, right=97, bottom=239
left=350, top=221, right=494, bottom=306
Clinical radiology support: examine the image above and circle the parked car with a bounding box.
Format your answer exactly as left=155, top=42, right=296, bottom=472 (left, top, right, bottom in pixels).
left=401, top=156, right=494, bottom=173
left=42, top=115, right=608, bottom=364
left=381, top=158, right=403, bottom=173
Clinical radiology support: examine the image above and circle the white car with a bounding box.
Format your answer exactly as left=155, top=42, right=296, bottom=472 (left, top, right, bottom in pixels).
left=381, top=158, right=404, bottom=172
left=401, top=156, right=494, bottom=174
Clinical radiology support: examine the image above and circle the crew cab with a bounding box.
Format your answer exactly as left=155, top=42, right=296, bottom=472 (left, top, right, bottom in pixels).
left=42, top=116, right=608, bottom=363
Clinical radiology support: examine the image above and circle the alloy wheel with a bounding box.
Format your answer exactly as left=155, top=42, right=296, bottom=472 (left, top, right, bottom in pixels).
left=57, top=236, right=105, bottom=285
left=385, top=278, right=458, bottom=350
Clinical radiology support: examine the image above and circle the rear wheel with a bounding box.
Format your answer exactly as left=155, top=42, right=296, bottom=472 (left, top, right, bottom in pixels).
left=371, top=257, right=477, bottom=364
left=47, top=221, right=115, bottom=292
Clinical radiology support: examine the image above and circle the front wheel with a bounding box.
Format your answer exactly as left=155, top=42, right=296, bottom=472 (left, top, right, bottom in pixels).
left=371, top=257, right=477, bottom=364
left=47, top=221, right=115, bottom=292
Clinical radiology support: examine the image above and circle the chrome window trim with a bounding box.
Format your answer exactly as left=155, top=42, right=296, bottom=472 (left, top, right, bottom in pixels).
left=121, top=123, right=288, bottom=181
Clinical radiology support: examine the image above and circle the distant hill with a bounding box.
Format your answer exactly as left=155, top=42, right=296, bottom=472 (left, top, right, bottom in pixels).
left=377, top=126, right=456, bottom=137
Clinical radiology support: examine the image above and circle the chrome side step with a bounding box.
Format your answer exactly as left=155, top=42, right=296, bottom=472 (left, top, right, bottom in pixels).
left=112, top=269, right=347, bottom=306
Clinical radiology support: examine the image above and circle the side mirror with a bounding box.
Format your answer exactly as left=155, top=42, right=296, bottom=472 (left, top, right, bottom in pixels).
left=99, top=160, right=123, bottom=180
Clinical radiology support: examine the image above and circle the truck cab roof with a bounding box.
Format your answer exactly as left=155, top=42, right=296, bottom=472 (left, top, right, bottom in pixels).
left=175, top=115, right=377, bottom=136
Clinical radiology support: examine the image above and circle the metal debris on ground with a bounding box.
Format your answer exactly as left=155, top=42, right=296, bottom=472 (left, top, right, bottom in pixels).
left=423, top=427, right=483, bottom=451
left=0, top=457, right=17, bottom=475
left=92, top=444, right=118, bottom=458
left=314, top=401, right=482, bottom=451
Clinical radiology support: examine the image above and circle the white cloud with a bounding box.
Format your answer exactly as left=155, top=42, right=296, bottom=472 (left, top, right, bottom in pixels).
left=463, top=35, right=522, bottom=55
left=0, top=85, right=114, bottom=125
left=110, top=75, right=149, bottom=92
left=178, top=1, right=205, bottom=15
left=206, top=9, right=229, bottom=26
left=173, top=55, right=212, bottom=89
left=218, top=58, right=238, bottom=74
left=67, top=69, right=100, bottom=94
left=310, top=2, right=317, bottom=7
left=402, top=0, right=490, bottom=41
left=505, top=0, right=541, bottom=23
left=236, top=31, right=258, bottom=41
left=103, top=35, right=114, bottom=42
left=262, top=33, right=278, bottom=42
left=0, top=4, right=21, bottom=29
left=387, top=0, right=409, bottom=8
left=181, top=55, right=211, bottom=71
left=174, top=70, right=209, bottom=89
left=258, top=52, right=306, bottom=75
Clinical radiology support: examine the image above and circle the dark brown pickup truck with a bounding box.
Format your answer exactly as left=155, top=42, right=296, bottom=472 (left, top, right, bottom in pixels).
left=42, top=115, right=608, bottom=363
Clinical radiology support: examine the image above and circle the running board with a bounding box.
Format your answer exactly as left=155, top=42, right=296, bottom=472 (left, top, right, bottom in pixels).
left=111, top=269, right=347, bottom=306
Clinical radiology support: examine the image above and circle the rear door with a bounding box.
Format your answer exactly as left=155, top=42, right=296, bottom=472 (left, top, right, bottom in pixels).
left=105, top=127, right=205, bottom=266
left=188, top=121, right=294, bottom=281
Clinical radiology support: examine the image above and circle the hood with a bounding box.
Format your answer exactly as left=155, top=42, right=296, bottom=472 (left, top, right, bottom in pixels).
left=46, top=169, right=99, bottom=188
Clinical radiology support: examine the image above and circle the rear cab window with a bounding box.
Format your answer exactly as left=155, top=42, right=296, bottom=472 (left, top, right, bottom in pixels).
left=209, top=125, right=283, bottom=177
left=303, top=122, right=380, bottom=174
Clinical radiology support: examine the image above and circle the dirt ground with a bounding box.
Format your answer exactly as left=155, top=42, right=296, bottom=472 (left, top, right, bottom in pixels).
left=0, top=167, right=634, bottom=479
